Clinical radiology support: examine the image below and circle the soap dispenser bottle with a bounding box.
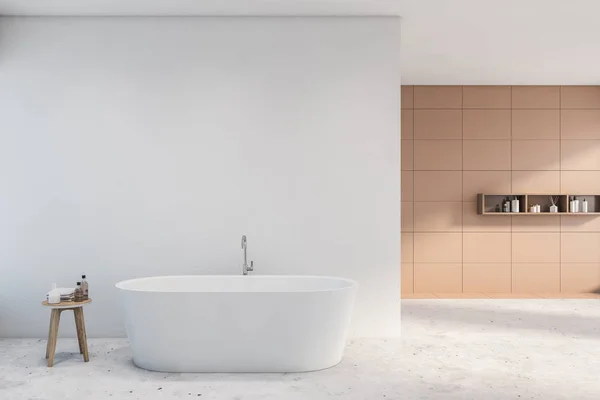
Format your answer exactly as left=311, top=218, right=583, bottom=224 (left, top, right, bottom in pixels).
left=74, top=282, right=84, bottom=302
left=582, top=198, right=588, bottom=213
left=569, top=196, right=574, bottom=213
left=511, top=196, right=520, bottom=213
left=81, top=275, right=89, bottom=300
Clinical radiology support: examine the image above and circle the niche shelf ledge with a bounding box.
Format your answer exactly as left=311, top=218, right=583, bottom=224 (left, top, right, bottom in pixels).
left=476, top=194, right=600, bottom=216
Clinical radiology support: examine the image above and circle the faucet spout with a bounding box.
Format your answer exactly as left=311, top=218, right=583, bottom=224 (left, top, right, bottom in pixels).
left=241, top=235, right=254, bottom=275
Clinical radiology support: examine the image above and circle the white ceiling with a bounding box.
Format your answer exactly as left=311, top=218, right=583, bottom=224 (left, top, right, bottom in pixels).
left=1, top=0, right=599, bottom=85
left=0, top=0, right=403, bottom=16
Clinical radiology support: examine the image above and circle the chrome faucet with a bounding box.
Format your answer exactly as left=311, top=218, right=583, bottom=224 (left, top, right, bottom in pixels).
left=241, top=235, right=254, bottom=275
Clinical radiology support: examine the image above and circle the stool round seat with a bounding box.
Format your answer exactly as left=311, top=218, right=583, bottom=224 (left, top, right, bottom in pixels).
left=42, top=299, right=92, bottom=308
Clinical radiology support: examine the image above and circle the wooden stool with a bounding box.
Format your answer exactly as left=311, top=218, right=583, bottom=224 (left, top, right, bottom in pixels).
left=41, top=299, right=92, bottom=367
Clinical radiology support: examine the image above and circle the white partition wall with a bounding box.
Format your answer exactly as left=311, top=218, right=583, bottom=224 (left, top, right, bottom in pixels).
left=0, top=16, right=401, bottom=337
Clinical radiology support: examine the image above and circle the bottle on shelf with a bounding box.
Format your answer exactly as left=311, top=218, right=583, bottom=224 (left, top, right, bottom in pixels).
left=81, top=275, right=89, bottom=300
left=511, top=196, right=520, bottom=213
left=549, top=196, right=559, bottom=213
left=503, top=198, right=510, bottom=213
left=570, top=196, right=575, bottom=213
left=74, top=282, right=84, bottom=302
left=573, top=197, right=580, bottom=213
left=582, top=198, right=588, bottom=213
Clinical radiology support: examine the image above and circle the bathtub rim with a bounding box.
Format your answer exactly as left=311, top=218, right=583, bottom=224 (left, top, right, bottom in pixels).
left=115, top=274, right=358, bottom=294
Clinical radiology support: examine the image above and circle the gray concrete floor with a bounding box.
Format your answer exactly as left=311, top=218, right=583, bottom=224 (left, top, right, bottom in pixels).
left=1, top=299, right=599, bottom=399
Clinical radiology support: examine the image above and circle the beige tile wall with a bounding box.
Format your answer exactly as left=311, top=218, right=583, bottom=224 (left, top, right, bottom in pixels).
left=401, top=85, right=600, bottom=295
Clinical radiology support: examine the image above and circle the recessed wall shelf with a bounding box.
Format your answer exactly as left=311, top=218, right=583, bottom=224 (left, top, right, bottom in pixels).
left=477, top=194, right=600, bottom=216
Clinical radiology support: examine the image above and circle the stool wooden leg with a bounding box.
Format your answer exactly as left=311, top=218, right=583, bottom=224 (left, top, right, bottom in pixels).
left=74, top=308, right=89, bottom=362
left=47, top=309, right=61, bottom=367
left=46, top=310, right=54, bottom=359
left=74, top=309, right=83, bottom=354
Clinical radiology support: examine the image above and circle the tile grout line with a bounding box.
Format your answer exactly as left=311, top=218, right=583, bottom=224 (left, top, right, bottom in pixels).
left=461, top=85, right=464, bottom=293
left=510, top=86, right=513, bottom=293
left=411, top=169, right=600, bottom=172
left=413, top=87, right=416, bottom=293
left=413, top=139, right=599, bottom=141
left=559, top=86, right=562, bottom=293
left=412, top=107, right=591, bottom=110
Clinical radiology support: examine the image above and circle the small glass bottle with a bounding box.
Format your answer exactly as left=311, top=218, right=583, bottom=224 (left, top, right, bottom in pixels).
left=81, top=275, right=89, bottom=300
left=74, top=282, right=84, bottom=302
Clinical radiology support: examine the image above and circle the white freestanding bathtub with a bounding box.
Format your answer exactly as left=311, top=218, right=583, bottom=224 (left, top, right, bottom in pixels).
left=115, top=275, right=357, bottom=373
